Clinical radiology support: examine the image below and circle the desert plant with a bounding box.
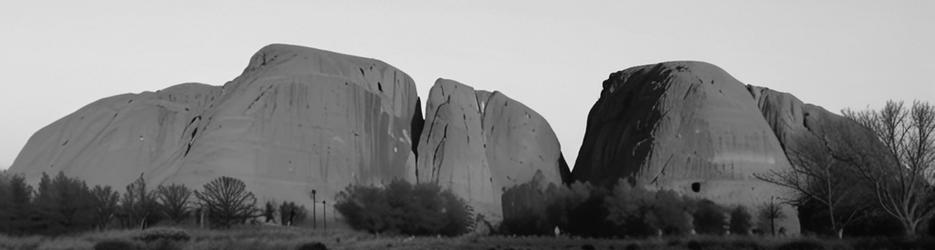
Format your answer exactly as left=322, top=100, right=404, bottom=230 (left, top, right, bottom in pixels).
left=295, top=241, right=329, bottom=250
left=194, top=176, right=258, bottom=228
left=118, top=174, right=161, bottom=230
left=842, top=100, right=935, bottom=237
left=692, top=199, right=727, bottom=235
left=279, top=201, right=307, bottom=226
left=155, top=183, right=192, bottom=224
left=334, top=179, right=473, bottom=236
left=604, top=180, right=693, bottom=237
left=133, top=227, right=191, bottom=242
left=729, top=206, right=752, bottom=235
left=94, top=238, right=140, bottom=250
left=759, top=199, right=786, bottom=236
left=90, top=185, right=120, bottom=230
left=263, top=200, right=276, bottom=223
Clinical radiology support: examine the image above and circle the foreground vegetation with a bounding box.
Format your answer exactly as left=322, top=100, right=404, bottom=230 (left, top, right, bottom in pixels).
left=1, top=226, right=935, bottom=250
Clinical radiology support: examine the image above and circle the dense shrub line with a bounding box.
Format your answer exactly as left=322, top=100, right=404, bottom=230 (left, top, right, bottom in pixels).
left=334, top=179, right=474, bottom=236
left=499, top=177, right=763, bottom=238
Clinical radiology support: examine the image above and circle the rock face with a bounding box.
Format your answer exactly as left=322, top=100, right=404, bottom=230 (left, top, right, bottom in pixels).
left=10, top=44, right=422, bottom=212
left=416, top=79, right=567, bottom=224
left=572, top=61, right=800, bottom=234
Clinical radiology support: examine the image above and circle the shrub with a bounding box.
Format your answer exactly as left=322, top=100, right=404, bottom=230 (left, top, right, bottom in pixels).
left=334, top=179, right=473, bottom=236
left=692, top=199, right=727, bottom=235
left=90, top=185, right=120, bottom=230
left=94, top=238, right=140, bottom=250
left=499, top=172, right=552, bottom=235
left=194, top=176, right=258, bottom=228
left=729, top=206, right=752, bottom=235
left=279, top=201, right=307, bottom=226
left=133, top=227, right=191, bottom=242
left=296, top=241, right=329, bottom=250
left=604, top=180, right=692, bottom=237
left=118, top=174, right=162, bottom=230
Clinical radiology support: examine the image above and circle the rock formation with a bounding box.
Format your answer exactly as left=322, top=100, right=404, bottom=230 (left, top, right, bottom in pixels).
left=10, top=44, right=422, bottom=212
left=10, top=44, right=569, bottom=228
left=572, top=61, right=800, bottom=234
left=416, top=79, right=567, bottom=223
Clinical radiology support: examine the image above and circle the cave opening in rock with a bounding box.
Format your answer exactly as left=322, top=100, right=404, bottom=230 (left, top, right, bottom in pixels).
left=691, top=182, right=701, bottom=192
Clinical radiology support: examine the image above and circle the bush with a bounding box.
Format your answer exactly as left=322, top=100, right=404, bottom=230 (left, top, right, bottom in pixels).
left=118, top=174, right=162, bottom=230
left=334, top=179, right=473, bottom=236
left=604, top=180, right=692, bottom=237
left=279, top=201, right=307, bottom=226
left=296, top=241, right=329, bottom=250
left=133, top=227, right=191, bottom=242
left=94, top=238, right=140, bottom=250
left=729, top=206, right=753, bottom=235
left=693, top=199, right=727, bottom=235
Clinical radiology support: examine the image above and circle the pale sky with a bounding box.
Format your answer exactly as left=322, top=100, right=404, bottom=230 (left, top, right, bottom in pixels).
left=1, top=0, right=933, bottom=170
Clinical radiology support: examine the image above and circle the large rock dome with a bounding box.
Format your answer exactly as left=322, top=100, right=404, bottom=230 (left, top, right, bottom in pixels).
left=572, top=61, right=801, bottom=234
left=10, top=44, right=423, bottom=212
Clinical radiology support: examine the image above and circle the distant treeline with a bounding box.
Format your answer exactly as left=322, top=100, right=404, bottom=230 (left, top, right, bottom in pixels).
left=0, top=171, right=310, bottom=236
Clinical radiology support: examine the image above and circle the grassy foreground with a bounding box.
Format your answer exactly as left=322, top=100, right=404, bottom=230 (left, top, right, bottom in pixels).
left=1, top=226, right=934, bottom=250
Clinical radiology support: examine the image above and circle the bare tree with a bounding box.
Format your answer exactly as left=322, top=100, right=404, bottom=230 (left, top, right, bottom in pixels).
left=755, top=134, right=867, bottom=238
left=194, top=176, right=258, bottom=228
left=841, top=100, right=935, bottom=237
left=155, top=183, right=192, bottom=224
left=758, top=198, right=785, bottom=236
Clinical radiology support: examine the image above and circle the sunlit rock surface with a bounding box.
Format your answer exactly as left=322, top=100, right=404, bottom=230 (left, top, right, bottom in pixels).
left=10, top=44, right=422, bottom=211
left=572, top=61, right=800, bottom=234
left=416, top=79, right=567, bottom=224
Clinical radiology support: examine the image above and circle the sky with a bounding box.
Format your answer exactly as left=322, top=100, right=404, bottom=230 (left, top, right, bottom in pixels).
left=1, top=0, right=933, bottom=170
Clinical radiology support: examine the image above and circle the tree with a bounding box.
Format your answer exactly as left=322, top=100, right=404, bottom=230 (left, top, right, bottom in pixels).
left=279, top=201, right=306, bottom=226
left=755, top=134, right=868, bottom=238
left=155, top=183, right=192, bottom=224
left=842, top=101, right=935, bottom=237
left=6, top=174, right=33, bottom=235
left=119, top=174, right=160, bottom=230
left=49, top=172, right=94, bottom=234
left=89, top=185, right=119, bottom=230
left=759, top=199, right=785, bottom=236
left=693, top=199, right=727, bottom=235
left=604, top=180, right=693, bottom=237
left=0, top=171, right=12, bottom=234
left=729, top=206, right=753, bottom=235
left=334, top=179, right=474, bottom=236
left=194, top=176, right=258, bottom=228
left=263, top=200, right=277, bottom=223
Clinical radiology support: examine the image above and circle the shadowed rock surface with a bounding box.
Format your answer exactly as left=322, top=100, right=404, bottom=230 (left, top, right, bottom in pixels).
left=416, top=79, right=567, bottom=223
left=572, top=61, right=800, bottom=234
left=11, top=44, right=422, bottom=211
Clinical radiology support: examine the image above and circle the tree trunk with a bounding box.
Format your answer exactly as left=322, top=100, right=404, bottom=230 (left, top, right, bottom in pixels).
left=902, top=219, right=918, bottom=238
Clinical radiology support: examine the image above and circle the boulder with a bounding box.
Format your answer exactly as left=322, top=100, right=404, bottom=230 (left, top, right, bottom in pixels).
left=10, top=44, right=423, bottom=213
left=416, top=79, right=568, bottom=224
left=572, top=61, right=800, bottom=234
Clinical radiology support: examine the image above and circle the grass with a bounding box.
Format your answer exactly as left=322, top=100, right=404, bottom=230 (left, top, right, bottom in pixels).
left=1, top=226, right=933, bottom=250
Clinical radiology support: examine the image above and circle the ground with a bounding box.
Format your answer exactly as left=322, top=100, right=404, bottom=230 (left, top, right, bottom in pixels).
left=0, top=226, right=932, bottom=250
